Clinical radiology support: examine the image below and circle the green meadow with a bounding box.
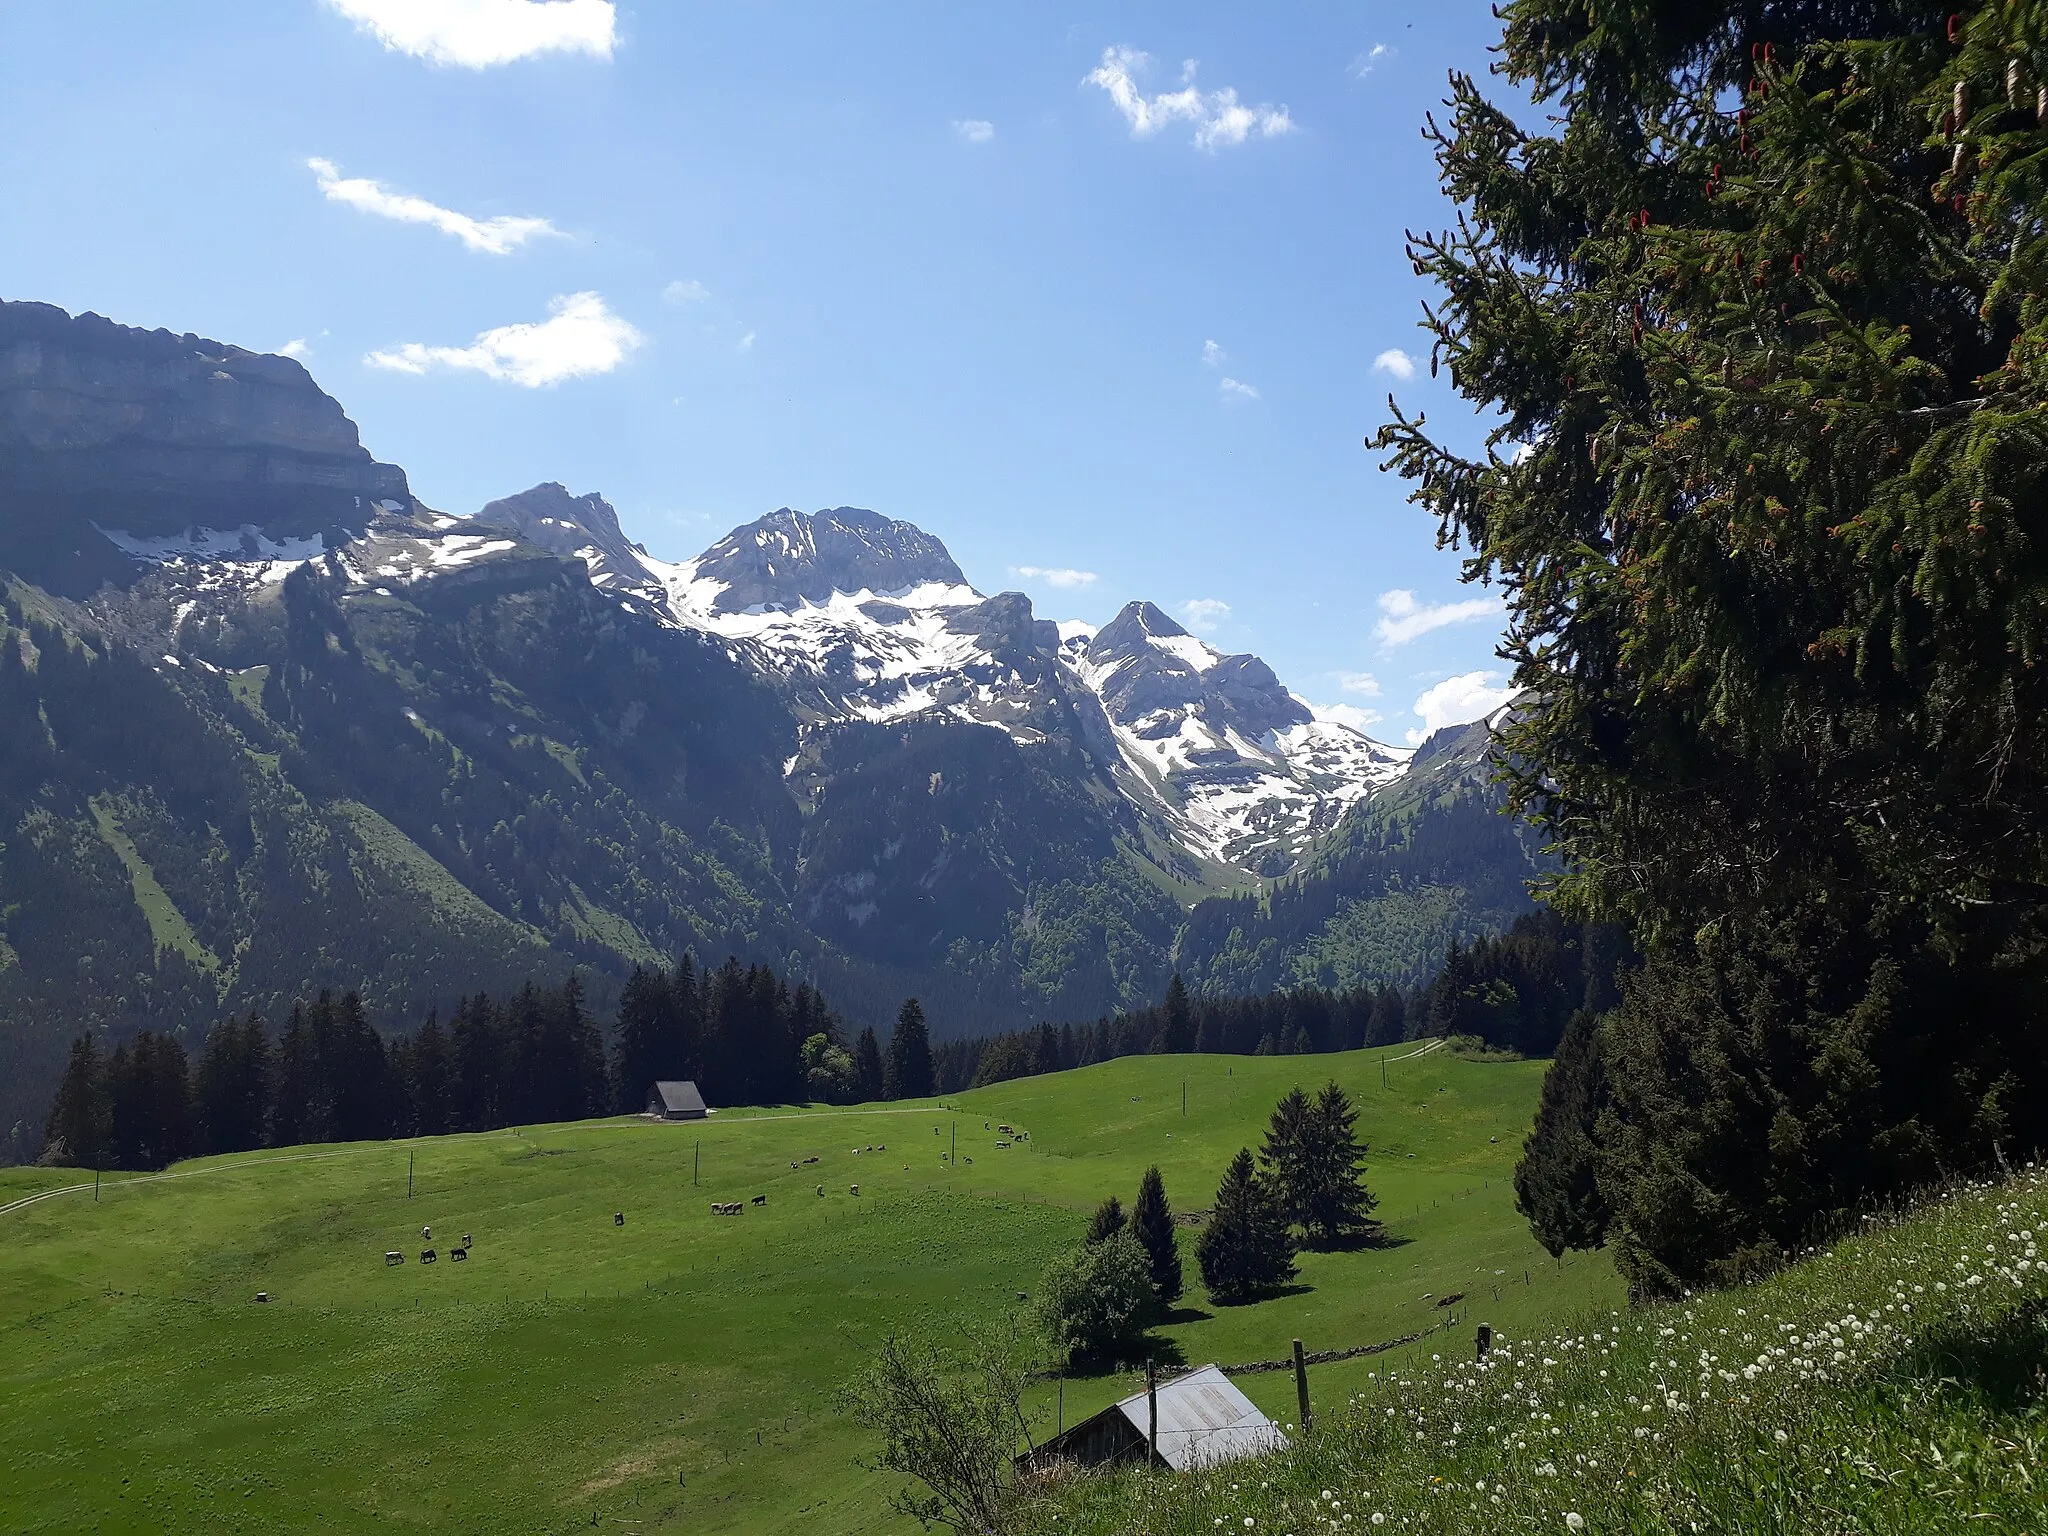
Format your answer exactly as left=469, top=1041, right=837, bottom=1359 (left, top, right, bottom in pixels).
left=0, top=1044, right=1620, bottom=1533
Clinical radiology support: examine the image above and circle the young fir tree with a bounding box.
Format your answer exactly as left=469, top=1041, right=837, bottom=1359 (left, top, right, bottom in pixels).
left=885, top=998, right=934, bottom=1100
left=853, top=1026, right=886, bottom=1103
left=1299, top=1082, right=1379, bottom=1247
left=1195, top=1148, right=1296, bottom=1303
left=1085, top=1194, right=1126, bottom=1244
left=196, top=1013, right=272, bottom=1155
left=1514, top=1007, right=1614, bottom=1258
left=1131, top=1164, right=1183, bottom=1305
left=1258, top=1088, right=1316, bottom=1228
left=1374, top=0, right=2048, bottom=1296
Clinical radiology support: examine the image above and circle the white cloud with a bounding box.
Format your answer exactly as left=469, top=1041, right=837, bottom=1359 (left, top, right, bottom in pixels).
left=1409, top=671, right=1516, bottom=743
left=1311, top=701, right=1384, bottom=731
left=1336, top=671, right=1381, bottom=697
left=1372, top=348, right=1417, bottom=380
left=308, top=158, right=561, bottom=255
left=1180, top=598, right=1231, bottom=633
left=1374, top=588, right=1500, bottom=647
left=1349, top=43, right=1394, bottom=78
left=736, top=331, right=756, bottom=353
left=1202, top=339, right=1225, bottom=366
left=953, top=119, right=996, bottom=144
left=325, top=0, right=616, bottom=69
left=1219, top=376, right=1259, bottom=400
left=365, top=291, right=644, bottom=386
left=1013, top=566, right=1099, bottom=589
left=662, top=279, right=709, bottom=305
left=277, top=338, right=311, bottom=359
left=1084, top=46, right=1295, bottom=151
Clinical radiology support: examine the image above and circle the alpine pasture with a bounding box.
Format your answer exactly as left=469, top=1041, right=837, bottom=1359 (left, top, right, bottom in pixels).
left=0, top=1045, right=1617, bottom=1533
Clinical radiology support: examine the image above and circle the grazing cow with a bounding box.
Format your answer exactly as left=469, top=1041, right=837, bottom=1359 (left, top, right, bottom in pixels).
left=462, top=1234, right=472, bottom=1246
left=750, top=1194, right=766, bottom=1206
left=451, top=1247, right=468, bottom=1262
left=815, top=1185, right=824, bottom=1196
left=385, top=1251, right=403, bottom=1266
left=421, top=1249, right=437, bottom=1264
left=255, top=1292, right=270, bottom=1303
left=850, top=1184, right=859, bottom=1196
left=1436, top=1292, right=1465, bottom=1308
left=614, top=1212, right=625, bottom=1226
left=876, top=1144, right=885, bottom=1152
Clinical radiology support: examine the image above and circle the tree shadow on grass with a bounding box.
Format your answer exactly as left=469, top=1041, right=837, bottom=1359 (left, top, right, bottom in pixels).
left=1208, top=1282, right=1315, bottom=1308
left=1884, top=1298, right=2048, bottom=1415
left=1158, top=1304, right=1213, bottom=1326
left=1302, top=1228, right=1412, bottom=1255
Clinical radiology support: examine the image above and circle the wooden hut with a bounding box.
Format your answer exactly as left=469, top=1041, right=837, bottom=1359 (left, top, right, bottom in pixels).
left=1018, top=1365, right=1284, bottom=1476
left=646, top=1081, right=707, bottom=1121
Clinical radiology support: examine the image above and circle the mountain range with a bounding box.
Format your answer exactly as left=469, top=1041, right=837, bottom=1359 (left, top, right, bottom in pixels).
left=0, top=299, right=1542, bottom=1156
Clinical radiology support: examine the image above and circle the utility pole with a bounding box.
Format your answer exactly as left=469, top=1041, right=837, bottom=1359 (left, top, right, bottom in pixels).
left=1181, top=1080, right=1186, bottom=1116
left=94, top=1167, right=100, bottom=1203
left=1293, top=1339, right=1311, bottom=1432
left=951, top=1121, right=956, bottom=1164
left=694, top=1142, right=700, bottom=1186
left=407, top=1151, right=414, bottom=1199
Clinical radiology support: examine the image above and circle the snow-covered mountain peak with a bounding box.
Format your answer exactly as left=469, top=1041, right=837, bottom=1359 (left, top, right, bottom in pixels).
left=679, top=506, right=969, bottom=615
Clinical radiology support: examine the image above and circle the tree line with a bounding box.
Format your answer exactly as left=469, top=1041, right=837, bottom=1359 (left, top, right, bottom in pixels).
left=40, top=959, right=940, bottom=1171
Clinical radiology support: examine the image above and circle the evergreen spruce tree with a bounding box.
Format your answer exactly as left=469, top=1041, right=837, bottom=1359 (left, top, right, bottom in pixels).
left=885, top=998, right=934, bottom=1100
left=1514, top=1007, right=1613, bottom=1258
left=611, top=964, right=671, bottom=1113
left=1155, top=973, right=1196, bottom=1053
left=1259, top=1088, right=1316, bottom=1227
left=1195, top=1148, right=1296, bottom=1303
left=1299, top=1082, right=1378, bottom=1247
left=1373, top=0, right=2048, bottom=1295
left=853, top=1026, right=886, bottom=1103
left=1131, top=1165, right=1183, bottom=1305
left=1085, top=1194, right=1126, bottom=1244
left=42, top=1033, right=109, bottom=1168
left=196, top=1013, right=272, bottom=1155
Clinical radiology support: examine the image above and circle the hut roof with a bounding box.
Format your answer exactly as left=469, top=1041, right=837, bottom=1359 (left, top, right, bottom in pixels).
left=1032, top=1365, right=1285, bottom=1473
left=649, top=1081, right=706, bottom=1115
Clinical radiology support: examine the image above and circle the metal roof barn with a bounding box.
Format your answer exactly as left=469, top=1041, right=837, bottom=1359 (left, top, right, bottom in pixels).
left=1019, top=1365, right=1285, bottom=1475
left=646, top=1081, right=707, bottom=1120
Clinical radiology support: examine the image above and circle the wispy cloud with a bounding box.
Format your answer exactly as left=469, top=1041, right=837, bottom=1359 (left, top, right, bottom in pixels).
left=1180, top=598, right=1231, bottom=633
left=365, top=292, right=643, bottom=386
left=1372, top=348, right=1417, bottom=380
left=1349, top=43, right=1394, bottom=78
left=953, top=118, right=996, bottom=144
left=1336, top=671, right=1381, bottom=697
left=662, top=278, right=709, bottom=305
left=1202, top=339, right=1225, bottom=366
left=1084, top=46, right=1294, bottom=151
left=277, top=338, right=311, bottom=360
left=325, top=0, right=616, bottom=69
left=1311, top=701, right=1384, bottom=731
left=1013, top=565, right=1098, bottom=589
left=1219, top=376, right=1259, bottom=400
left=1374, top=588, right=1499, bottom=647
left=1409, top=671, right=1515, bottom=743
left=736, top=330, right=756, bottom=353
left=309, top=158, right=561, bottom=254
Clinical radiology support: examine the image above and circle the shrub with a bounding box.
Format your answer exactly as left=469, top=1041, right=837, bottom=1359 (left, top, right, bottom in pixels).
left=1034, top=1230, right=1155, bottom=1365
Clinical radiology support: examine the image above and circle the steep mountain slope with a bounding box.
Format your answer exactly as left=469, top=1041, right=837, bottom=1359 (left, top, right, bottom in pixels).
left=0, top=300, right=1538, bottom=1156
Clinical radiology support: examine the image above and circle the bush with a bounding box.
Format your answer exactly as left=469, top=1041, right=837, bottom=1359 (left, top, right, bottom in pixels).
left=1034, top=1230, right=1155, bottom=1365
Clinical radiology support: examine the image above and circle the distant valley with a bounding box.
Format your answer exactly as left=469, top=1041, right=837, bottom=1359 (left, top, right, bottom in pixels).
left=0, top=299, right=1542, bottom=1156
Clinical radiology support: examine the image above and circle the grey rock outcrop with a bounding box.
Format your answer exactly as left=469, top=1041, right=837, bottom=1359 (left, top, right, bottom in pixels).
left=691, top=506, right=966, bottom=612
left=0, top=300, right=407, bottom=592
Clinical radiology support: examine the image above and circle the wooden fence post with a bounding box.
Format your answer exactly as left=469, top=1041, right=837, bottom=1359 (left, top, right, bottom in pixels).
left=1293, top=1339, right=1311, bottom=1432
left=1147, top=1360, right=1159, bottom=1464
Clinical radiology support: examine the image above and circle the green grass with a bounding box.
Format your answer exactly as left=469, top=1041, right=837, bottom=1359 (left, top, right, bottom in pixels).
left=1035, top=1165, right=2048, bottom=1536
left=0, top=1045, right=1613, bottom=1534
left=86, top=794, right=220, bottom=972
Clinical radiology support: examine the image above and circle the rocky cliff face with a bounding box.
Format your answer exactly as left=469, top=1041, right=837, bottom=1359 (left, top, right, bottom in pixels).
left=0, top=301, right=408, bottom=593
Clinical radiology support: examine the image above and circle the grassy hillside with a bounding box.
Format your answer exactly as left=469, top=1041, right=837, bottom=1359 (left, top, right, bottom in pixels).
left=1033, top=1164, right=2048, bottom=1535
left=0, top=1046, right=1617, bottom=1534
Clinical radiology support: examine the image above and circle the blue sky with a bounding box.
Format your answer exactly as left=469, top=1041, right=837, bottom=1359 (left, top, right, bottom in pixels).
left=0, top=0, right=1520, bottom=743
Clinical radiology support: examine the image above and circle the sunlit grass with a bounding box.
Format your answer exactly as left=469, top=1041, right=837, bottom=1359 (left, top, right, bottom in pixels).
left=1029, top=1166, right=2048, bottom=1534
